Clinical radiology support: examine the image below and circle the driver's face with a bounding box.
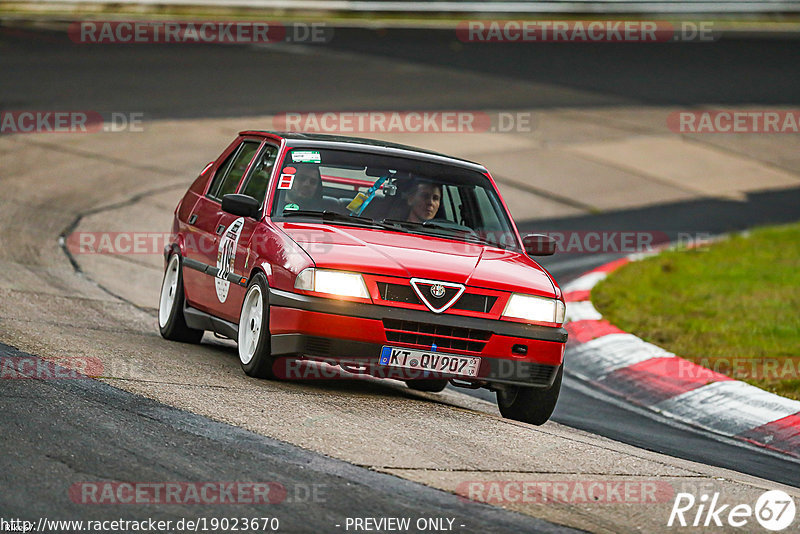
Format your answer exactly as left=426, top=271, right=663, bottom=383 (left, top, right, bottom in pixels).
left=287, top=169, right=320, bottom=201
left=407, top=183, right=441, bottom=223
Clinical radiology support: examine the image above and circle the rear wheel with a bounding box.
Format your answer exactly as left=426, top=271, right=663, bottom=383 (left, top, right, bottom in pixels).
left=158, top=254, right=204, bottom=344
left=405, top=379, right=448, bottom=393
left=496, top=365, right=563, bottom=425
left=238, top=273, right=276, bottom=378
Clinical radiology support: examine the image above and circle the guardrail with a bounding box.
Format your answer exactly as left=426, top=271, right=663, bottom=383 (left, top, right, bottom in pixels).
left=12, top=0, right=800, bottom=14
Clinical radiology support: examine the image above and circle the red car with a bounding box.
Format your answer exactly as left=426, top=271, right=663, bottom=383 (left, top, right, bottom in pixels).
left=158, top=132, right=567, bottom=425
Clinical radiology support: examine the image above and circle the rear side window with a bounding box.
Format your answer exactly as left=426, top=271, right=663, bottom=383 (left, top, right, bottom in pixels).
left=207, top=151, right=237, bottom=199
left=207, top=141, right=260, bottom=201
left=239, top=144, right=279, bottom=206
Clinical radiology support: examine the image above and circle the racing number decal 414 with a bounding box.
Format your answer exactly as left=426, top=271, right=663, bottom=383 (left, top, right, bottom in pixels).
left=215, top=217, right=244, bottom=303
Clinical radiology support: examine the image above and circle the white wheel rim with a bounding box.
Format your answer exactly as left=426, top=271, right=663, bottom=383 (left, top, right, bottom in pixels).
left=238, top=285, right=263, bottom=365
left=158, top=255, right=181, bottom=328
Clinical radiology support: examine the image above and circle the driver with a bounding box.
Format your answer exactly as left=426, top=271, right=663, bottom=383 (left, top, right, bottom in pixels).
left=406, top=181, right=442, bottom=223
left=282, top=165, right=338, bottom=212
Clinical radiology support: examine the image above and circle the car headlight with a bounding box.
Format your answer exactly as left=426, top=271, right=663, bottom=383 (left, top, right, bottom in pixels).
left=503, top=293, right=566, bottom=324
left=294, top=268, right=370, bottom=299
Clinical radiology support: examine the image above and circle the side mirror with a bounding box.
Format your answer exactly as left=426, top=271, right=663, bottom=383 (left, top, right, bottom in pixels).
left=523, top=234, right=556, bottom=256
left=222, top=194, right=261, bottom=219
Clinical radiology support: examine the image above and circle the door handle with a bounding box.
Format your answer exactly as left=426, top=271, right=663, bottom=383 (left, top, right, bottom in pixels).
left=216, top=224, right=226, bottom=235
left=188, top=214, right=198, bottom=225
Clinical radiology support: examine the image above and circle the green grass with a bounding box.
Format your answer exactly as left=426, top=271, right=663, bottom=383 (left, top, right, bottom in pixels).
left=591, top=222, right=800, bottom=400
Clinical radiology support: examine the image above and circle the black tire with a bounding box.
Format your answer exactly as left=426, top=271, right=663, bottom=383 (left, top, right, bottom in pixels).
left=496, top=365, right=563, bottom=425
left=405, top=379, right=449, bottom=393
left=237, top=272, right=276, bottom=379
left=158, top=254, right=204, bottom=344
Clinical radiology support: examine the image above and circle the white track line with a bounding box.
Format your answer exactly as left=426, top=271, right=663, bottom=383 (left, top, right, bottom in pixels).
left=563, top=271, right=607, bottom=293
left=564, top=300, right=602, bottom=322
left=567, top=333, right=674, bottom=380
left=652, top=381, right=800, bottom=436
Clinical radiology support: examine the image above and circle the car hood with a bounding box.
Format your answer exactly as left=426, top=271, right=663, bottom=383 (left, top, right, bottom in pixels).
left=277, top=222, right=557, bottom=297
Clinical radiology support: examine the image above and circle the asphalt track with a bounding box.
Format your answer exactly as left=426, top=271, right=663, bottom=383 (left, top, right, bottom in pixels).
left=2, top=24, right=800, bottom=531
left=3, top=26, right=800, bottom=117
left=0, top=344, right=572, bottom=533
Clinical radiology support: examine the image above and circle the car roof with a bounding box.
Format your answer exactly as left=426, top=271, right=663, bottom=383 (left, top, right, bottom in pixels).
left=239, top=130, right=487, bottom=172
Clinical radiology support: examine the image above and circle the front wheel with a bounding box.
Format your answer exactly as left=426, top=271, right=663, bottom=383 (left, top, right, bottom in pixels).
left=238, top=273, right=276, bottom=378
left=158, top=254, right=204, bottom=344
left=496, top=365, right=562, bottom=425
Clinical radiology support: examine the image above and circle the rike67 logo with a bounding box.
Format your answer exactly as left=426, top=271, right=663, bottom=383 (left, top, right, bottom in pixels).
left=669, top=490, right=796, bottom=531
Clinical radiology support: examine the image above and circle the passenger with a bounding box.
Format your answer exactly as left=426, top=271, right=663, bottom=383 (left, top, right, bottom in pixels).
left=406, top=181, right=442, bottom=223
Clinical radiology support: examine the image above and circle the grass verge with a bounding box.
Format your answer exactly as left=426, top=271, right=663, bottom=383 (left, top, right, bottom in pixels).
left=592, top=221, right=800, bottom=400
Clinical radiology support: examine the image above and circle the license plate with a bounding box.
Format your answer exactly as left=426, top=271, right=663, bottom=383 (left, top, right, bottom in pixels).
left=379, top=346, right=481, bottom=377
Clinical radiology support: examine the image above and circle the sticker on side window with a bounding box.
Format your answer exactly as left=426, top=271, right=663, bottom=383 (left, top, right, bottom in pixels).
left=278, top=166, right=296, bottom=189
left=291, top=150, right=321, bottom=163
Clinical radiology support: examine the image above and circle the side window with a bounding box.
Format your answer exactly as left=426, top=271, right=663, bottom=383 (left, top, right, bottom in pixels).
left=473, top=187, right=503, bottom=231
left=239, top=144, right=279, bottom=205
left=471, top=186, right=518, bottom=248
left=441, top=185, right=464, bottom=225
left=207, top=150, right=237, bottom=200
left=207, top=141, right=260, bottom=201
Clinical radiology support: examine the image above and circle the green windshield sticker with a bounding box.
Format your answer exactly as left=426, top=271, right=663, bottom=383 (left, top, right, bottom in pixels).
left=284, top=203, right=300, bottom=211
left=291, top=151, right=321, bottom=163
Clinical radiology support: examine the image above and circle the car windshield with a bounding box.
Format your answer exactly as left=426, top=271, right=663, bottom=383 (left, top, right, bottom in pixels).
left=270, top=147, right=520, bottom=250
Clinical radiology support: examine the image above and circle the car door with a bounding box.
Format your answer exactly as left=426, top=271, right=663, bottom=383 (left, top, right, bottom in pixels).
left=183, top=138, right=261, bottom=315
left=181, top=141, right=238, bottom=312
left=212, top=142, right=280, bottom=322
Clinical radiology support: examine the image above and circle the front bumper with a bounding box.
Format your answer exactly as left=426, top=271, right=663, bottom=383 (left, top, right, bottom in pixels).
left=268, top=288, right=566, bottom=388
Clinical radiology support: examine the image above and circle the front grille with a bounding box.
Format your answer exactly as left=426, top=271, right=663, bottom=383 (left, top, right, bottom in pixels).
left=450, top=293, right=498, bottom=313
left=376, top=282, right=497, bottom=314
left=376, top=282, right=421, bottom=305
left=411, top=281, right=462, bottom=306
left=382, top=319, right=492, bottom=352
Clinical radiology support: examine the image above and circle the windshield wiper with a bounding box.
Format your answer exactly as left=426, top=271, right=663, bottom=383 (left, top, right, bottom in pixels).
left=281, top=211, right=426, bottom=235
left=381, top=218, right=500, bottom=247
left=281, top=210, right=377, bottom=225
left=381, top=218, right=476, bottom=235
left=380, top=218, right=427, bottom=229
